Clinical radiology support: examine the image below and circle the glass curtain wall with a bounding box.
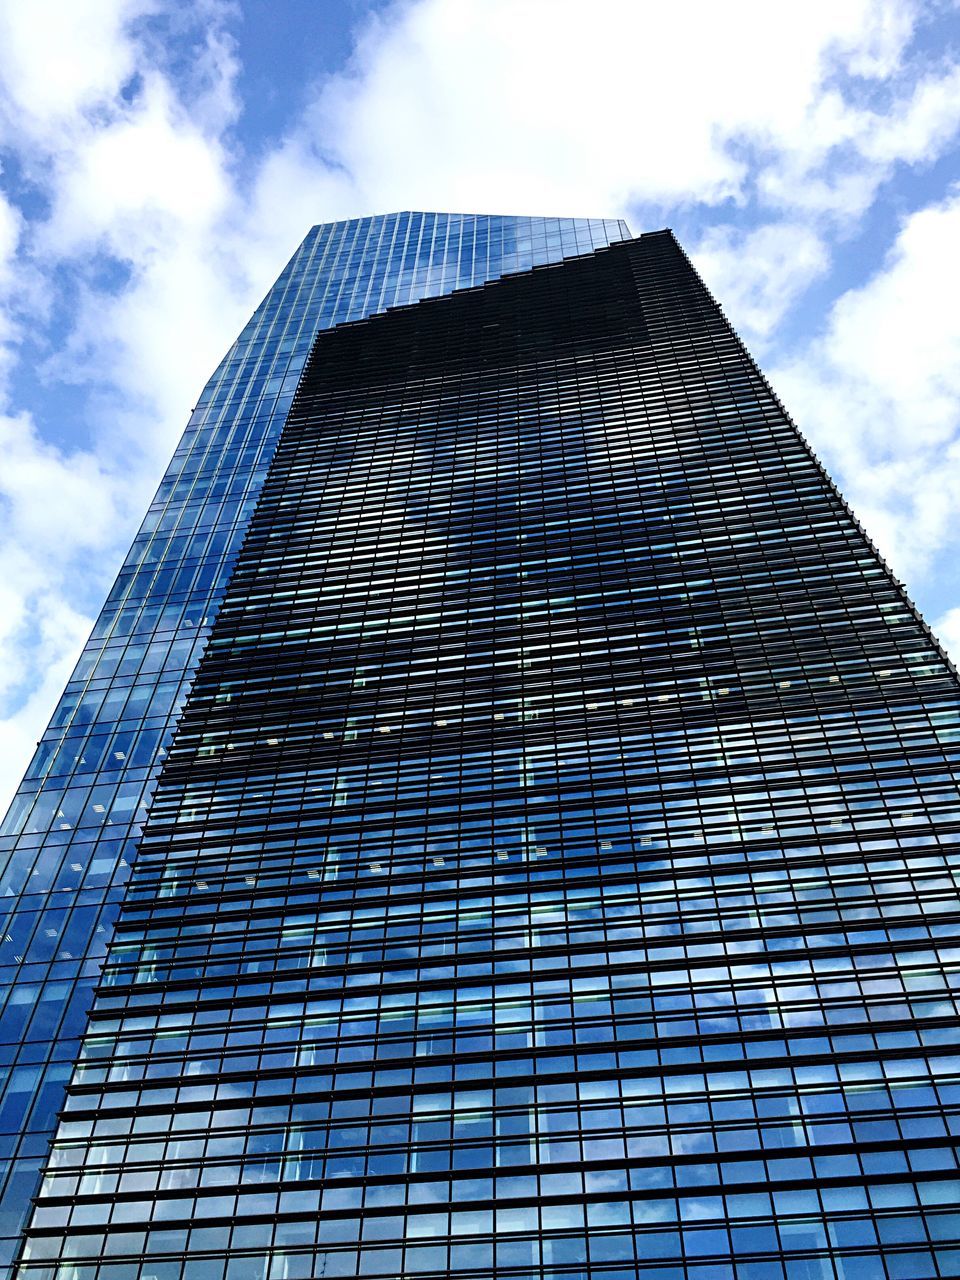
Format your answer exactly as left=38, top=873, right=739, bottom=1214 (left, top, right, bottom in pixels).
left=0, top=213, right=629, bottom=1275
left=17, top=233, right=960, bottom=1280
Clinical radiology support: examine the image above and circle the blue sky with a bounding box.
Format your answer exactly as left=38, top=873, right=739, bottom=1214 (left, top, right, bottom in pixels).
left=1, top=0, right=960, bottom=808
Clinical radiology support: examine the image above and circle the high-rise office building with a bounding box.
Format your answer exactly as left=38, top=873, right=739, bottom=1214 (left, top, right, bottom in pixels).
left=0, top=213, right=629, bottom=1277
left=7, top=214, right=960, bottom=1280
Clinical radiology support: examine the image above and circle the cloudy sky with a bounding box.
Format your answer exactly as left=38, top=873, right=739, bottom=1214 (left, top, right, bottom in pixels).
left=1, top=0, right=960, bottom=811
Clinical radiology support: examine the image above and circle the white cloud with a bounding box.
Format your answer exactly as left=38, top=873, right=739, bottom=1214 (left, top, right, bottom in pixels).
left=40, top=77, right=231, bottom=256
left=690, top=223, right=831, bottom=345
left=0, top=588, right=92, bottom=821
left=861, top=62, right=960, bottom=166
left=0, top=0, right=154, bottom=136
left=0, top=191, right=20, bottom=285
left=0, top=411, right=126, bottom=801
left=0, top=189, right=23, bottom=387
left=772, top=185, right=960, bottom=584
left=935, top=606, right=960, bottom=665
left=0, top=412, right=119, bottom=554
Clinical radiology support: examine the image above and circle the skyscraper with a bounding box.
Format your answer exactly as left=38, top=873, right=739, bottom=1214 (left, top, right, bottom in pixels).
left=0, top=213, right=629, bottom=1277
left=7, top=215, right=960, bottom=1280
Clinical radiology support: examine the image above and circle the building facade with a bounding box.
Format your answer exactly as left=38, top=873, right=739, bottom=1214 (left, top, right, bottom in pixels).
left=8, top=218, right=960, bottom=1280
left=0, top=214, right=629, bottom=1277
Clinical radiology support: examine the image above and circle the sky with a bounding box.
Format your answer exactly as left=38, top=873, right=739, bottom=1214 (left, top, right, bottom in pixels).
left=1, top=0, right=960, bottom=812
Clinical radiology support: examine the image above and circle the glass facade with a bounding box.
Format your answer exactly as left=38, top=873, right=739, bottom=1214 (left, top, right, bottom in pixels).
left=14, top=229, right=960, bottom=1280
left=0, top=213, right=630, bottom=1277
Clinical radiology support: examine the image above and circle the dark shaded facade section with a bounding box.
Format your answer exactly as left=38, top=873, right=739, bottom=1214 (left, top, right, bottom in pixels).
left=19, top=232, right=960, bottom=1280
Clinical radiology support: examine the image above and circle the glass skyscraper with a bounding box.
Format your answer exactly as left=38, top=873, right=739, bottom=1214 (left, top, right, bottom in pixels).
left=7, top=214, right=960, bottom=1280
left=0, top=214, right=628, bottom=1277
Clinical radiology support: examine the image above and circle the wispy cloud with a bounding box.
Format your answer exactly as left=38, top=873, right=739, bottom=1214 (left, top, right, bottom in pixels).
left=772, top=185, right=960, bottom=586
left=690, top=223, right=832, bottom=347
